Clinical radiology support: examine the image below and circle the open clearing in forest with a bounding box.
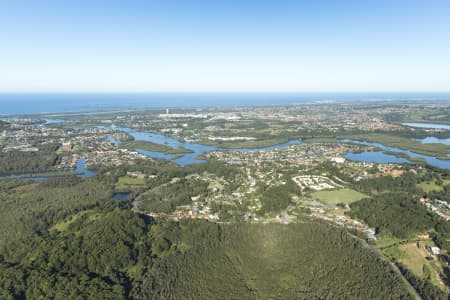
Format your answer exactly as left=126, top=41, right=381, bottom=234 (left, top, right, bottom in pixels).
left=399, top=242, right=448, bottom=292
left=417, top=182, right=444, bottom=193
left=400, top=243, right=429, bottom=277
left=117, top=176, right=146, bottom=186
left=311, top=188, right=367, bottom=206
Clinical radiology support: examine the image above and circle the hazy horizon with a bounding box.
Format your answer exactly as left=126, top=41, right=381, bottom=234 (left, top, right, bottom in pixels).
left=2, top=92, right=450, bottom=116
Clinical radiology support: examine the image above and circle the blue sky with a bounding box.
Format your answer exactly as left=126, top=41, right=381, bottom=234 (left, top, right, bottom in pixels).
left=1, top=0, right=450, bottom=92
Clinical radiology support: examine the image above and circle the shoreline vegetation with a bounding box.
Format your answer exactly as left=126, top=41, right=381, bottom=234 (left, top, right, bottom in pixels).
left=122, top=141, right=194, bottom=155
left=124, top=134, right=300, bottom=152
left=0, top=171, right=84, bottom=179
left=124, top=132, right=449, bottom=166
left=199, top=137, right=294, bottom=149
left=20, top=171, right=84, bottom=178
left=342, top=133, right=450, bottom=160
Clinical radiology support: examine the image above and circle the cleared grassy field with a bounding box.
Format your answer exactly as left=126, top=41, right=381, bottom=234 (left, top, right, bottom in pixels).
left=400, top=243, right=429, bottom=277
left=382, top=245, right=407, bottom=260
left=417, top=182, right=444, bottom=193
left=398, top=242, right=449, bottom=292
left=312, top=188, right=367, bottom=206
left=50, top=210, right=101, bottom=232
left=375, top=234, right=403, bottom=248
left=117, top=176, right=146, bottom=186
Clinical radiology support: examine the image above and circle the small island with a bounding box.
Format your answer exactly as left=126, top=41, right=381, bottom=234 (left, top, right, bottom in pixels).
left=122, top=141, right=194, bottom=155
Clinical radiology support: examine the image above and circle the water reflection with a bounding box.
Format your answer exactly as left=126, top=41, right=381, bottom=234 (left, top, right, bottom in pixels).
left=0, top=158, right=97, bottom=181
left=341, top=139, right=450, bottom=170
left=402, top=123, right=450, bottom=130
left=112, top=125, right=301, bottom=166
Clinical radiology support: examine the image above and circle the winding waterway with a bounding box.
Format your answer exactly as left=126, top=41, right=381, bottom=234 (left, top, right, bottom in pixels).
left=111, top=125, right=301, bottom=166
left=341, top=122, right=450, bottom=169
left=345, top=150, right=410, bottom=164
left=402, top=123, right=450, bottom=130
left=340, top=139, right=450, bottom=170
left=117, top=125, right=450, bottom=169
left=0, top=158, right=97, bottom=181
left=418, top=137, right=450, bottom=146
left=19, top=120, right=450, bottom=180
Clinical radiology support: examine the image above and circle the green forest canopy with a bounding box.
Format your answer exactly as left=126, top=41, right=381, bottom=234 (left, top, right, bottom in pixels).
left=0, top=212, right=413, bottom=299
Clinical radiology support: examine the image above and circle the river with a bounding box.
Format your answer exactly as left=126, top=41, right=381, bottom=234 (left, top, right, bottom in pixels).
left=110, top=125, right=301, bottom=166
left=16, top=121, right=450, bottom=178
left=402, top=123, right=450, bottom=130
left=340, top=139, right=450, bottom=170
left=418, top=137, right=450, bottom=146
left=0, top=158, right=97, bottom=181
left=341, top=122, right=450, bottom=169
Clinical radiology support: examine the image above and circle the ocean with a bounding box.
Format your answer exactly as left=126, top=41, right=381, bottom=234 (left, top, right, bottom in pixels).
left=1, top=92, right=450, bottom=115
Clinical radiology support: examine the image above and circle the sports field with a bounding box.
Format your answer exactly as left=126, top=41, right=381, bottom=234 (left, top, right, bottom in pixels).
left=312, top=188, right=367, bottom=206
